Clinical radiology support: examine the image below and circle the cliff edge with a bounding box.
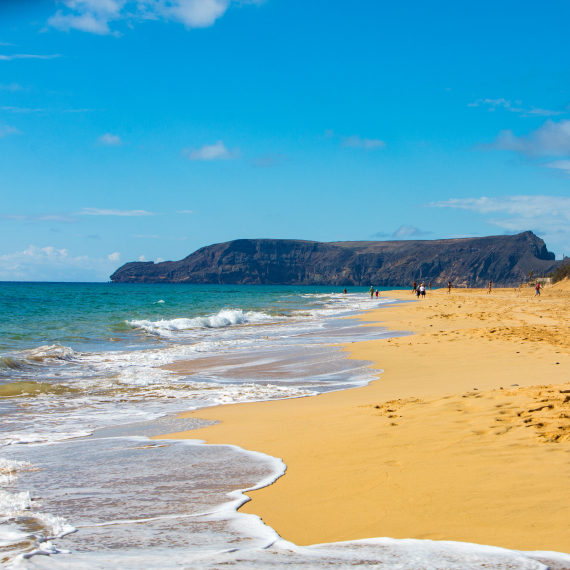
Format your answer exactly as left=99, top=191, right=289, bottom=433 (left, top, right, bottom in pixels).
left=110, top=231, right=557, bottom=287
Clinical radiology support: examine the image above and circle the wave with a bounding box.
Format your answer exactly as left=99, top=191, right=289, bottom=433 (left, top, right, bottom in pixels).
left=0, top=345, right=76, bottom=371
left=128, top=309, right=279, bottom=337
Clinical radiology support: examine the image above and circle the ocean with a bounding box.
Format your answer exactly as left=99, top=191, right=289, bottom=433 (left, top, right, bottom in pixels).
left=0, top=283, right=565, bottom=569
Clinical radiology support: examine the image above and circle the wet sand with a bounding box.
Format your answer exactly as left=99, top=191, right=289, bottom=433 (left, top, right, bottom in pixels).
left=155, top=282, right=570, bottom=552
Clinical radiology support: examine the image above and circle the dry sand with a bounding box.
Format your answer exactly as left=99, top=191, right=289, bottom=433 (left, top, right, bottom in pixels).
left=155, top=281, right=570, bottom=552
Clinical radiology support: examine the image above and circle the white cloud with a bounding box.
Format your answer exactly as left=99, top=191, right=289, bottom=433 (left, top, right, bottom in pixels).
left=48, top=11, right=113, bottom=35
left=77, top=208, right=156, bottom=216
left=342, top=135, right=386, bottom=149
left=545, top=160, right=570, bottom=175
left=430, top=195, right=570, bottom=219
left=47, top=0, right=263, bottom=36
left=0, top=245, right=118, bottom=282
left=98, top=133, right=122, bottom=146
left=251, top=153, right=288, bottom=168
left=156, top=257, right=164, bottom=262
left=108, top=252, right=121, bottom=261
left=1, top=106, right=93, bottom=113
left=468, top=98, right=563, bottom=117
left=0, top=213, right=75, bottom=222
left=372, top=225, right=432, bottom=240
left=0, top=83, right=23, bottom=91
left=1, top=106, right=46, bottom=113
left=0, top=125, right=20, bottom=138
left=392, top=225, right=432, bottom=238
left=430, top=195, right=570, bottom=256
left=139, top=255, right=147, bottom=261
left=183, top=140, right=238, bottom=161
left=0, top=54, right=61, bottom=61
left=485, top=119, right=570, bottom=157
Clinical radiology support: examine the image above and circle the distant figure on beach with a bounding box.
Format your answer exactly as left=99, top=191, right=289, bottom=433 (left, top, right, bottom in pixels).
left=420, top=283, right=426, bottom=298
left=447, top=281, right=452, bottom=294
left=375, top=289, right=379, bottom=298
left=415, top=287, right=421, bottom=298
left=369, top=286, right=374, bottom=299
left=412, top=280, right=417, bottom=294
left=343, top=288, right=347, bottom=294
left=428, top=282, right=432, bottom=290
left=488, top=281, right=493, bottom=294
left=535, top=282, right=541, bottom=297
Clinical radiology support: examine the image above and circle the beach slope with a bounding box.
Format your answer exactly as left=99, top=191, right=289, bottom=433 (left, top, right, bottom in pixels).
left=155, top=284, right=570, bottom=552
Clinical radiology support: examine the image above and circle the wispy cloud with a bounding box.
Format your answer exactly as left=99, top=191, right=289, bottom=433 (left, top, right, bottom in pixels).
left=0, top=54, right=61, bottom=61
left=430, top=195, right=570, bottom=218
left=372, top=225, right=432, bottom=240
left=251, top=153, right=288, bottom=168
left=0, top=83, right=23, bottom=92
left=108, top=252, right=121, bottom=261
left=0, top=125, right=20, bottom=138
left=342, top=135, right=386, bottom=149
left=325, top=130, right=386, bottom=150
left=1, top=106, right=93, bottom=114
left=544, top=160, right=570, bottom=176
left=1, top=106, right=46, bottom=113
left=98, top=133, right=122, bottom=146
left=429, top=195, right=570, bottom=255
left=483, top=119, right=570, bottom=157
left=47, top=0, right=264, bottom=36
left=177, top=210, right=195, bottom=214
left=183, top=140, right=238, bottom=161
left=77, top=208, right=156, bottom=216
left=469, top=98, right=564, bottom=117
left=0, top=245, right=118, bottom=282
left=0, top=213, right=75, bottom=222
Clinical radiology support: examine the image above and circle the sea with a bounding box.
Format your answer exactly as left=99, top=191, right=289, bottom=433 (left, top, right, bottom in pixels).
left=0, top=282, right=567, bottom=570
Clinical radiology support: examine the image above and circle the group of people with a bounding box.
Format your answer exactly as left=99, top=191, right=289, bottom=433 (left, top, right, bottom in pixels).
left=358, top=279, right=543, bottom=299
left=412, top=281, right=430, bottom=298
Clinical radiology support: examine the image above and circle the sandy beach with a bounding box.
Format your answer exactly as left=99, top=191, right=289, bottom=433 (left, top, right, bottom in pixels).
left=155, top=282, right=570, bottom=553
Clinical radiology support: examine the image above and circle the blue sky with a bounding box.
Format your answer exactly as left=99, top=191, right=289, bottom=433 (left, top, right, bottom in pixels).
left=1, top=0, right=570, bottom=280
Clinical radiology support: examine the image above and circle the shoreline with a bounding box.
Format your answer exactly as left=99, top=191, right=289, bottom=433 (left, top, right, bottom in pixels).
left=154, top=284, right=570, bottom=553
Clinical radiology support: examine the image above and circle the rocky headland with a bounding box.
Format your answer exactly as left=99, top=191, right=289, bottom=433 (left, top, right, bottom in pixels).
left=110, top=231, right=557, bottom=287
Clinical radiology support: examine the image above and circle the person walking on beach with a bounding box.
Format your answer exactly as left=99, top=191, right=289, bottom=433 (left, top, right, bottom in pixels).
left=428, top=282, right=432, bottom=290
left=375, top=289, right=379, bottom=298
left=412, top=280, right=417, bottom=294
left=488, top=281, right=493, bottom=294
left=420, top=283, right=426, bottom=298
left=535, top=281, right=541, bottom=297
left=447, top=281, right=452, bottom=294
left=343, top=288, right=347, bottom=294
left=369, top=286, right=374, bottom=299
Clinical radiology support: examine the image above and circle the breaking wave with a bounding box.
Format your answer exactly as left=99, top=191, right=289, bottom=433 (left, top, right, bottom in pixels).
left=128, top=309, right=279, bottom=337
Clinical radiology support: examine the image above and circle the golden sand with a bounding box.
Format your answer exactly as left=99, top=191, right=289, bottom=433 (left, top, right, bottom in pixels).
left=155, top=281, right=570, bottom=552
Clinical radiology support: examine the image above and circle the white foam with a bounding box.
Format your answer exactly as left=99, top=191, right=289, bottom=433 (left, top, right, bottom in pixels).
left=128, top=309, right=278, bottom=338
left=7, top=437, right=561, bottom=570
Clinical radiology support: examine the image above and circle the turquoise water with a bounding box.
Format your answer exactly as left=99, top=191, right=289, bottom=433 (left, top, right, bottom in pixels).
left=0, top=282, right=400, bottom=353
left=0, top=283, right=563, bottom=569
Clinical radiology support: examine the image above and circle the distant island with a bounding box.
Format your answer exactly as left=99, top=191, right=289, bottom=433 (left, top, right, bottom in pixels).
left=110, top=231, right=558, bottom=287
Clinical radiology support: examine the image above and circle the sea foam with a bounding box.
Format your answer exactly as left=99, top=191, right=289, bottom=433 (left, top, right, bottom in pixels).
left=128, top=309, right=278, bottom=337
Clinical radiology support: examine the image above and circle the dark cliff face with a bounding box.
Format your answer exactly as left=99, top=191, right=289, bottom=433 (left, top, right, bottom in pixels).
left=110, top=231, right=558, bottom=287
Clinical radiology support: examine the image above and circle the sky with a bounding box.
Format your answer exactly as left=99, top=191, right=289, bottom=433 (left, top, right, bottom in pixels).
left=1, top=0, right=570, bottom=281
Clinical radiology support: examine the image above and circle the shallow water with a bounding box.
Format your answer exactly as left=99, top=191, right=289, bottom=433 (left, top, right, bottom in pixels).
left=1, top=283, right=566, bottom=569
